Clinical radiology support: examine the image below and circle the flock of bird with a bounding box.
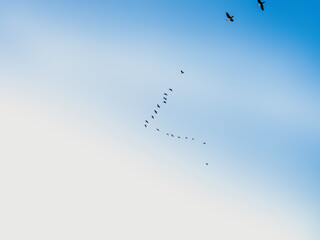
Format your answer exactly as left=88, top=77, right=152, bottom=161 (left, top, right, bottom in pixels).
left=226, top=0, right=266, bottom=22
left=144, top=70, right=207, bottom=147
left=143, top=1, right=267, bottom=166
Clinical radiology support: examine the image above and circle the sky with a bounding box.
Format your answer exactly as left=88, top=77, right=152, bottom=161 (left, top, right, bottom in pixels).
left=0, top=0, right=319, bottom=239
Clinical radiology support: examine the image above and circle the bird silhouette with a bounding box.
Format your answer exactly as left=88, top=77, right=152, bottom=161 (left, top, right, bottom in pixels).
left=178, top=136, right=181, bottom=139
left=163, top=101, right=167, bottom=104
left=154, top=110, right=158, bottom=114
left=144, top=124, right=147, bottom=128
left=163, top=97, right=167, bottom=100
left=169, top=88, right=173, bottom=91
left=166, top=133, right=169, bottom=136
left=157, top=128, right=160, bottom=131
left=257, top=0, right=265, bottom=11
left=164, top=93, right=168, bottom=96
left=181, top=70, right=184, bottom=74
left=145, top=120, right=149, bottom=124
left=171, top=134, right=174, bottom=137
left=185, top=137, right=188, bottom=139
left=206, top=163, right=209, bottom=166
left=157, top=104, right=160, bottom=108
left=192, top=138, right=195, bottom=141
left=203, top=142, right=206, bottom=145
left=151, top=115, right=154, bottom=119
left=226, top=12, right=234, bottom=22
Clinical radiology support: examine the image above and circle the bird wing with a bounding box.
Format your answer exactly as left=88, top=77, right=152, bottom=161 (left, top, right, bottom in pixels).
left=226, top=12, right=231, bottom=18
left=261, top=4, right=264, bottom=10
left=230, top=18, right=234, bottom=22
left=258, top=0, right=262, bottom=4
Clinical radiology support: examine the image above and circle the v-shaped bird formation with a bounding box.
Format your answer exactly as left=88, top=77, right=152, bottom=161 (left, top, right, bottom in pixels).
left=144, top=70, right=207, bottom=146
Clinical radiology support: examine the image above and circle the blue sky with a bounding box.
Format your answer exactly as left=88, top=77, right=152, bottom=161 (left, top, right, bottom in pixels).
left=0, top=1, right=319, bottom=239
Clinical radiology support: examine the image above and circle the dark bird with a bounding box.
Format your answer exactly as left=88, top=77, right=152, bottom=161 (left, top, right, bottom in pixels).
left=206, top=163, right=209, bottom=166
left=181, top=70, right=184, bottom=74
left=226, top=12, right=234, bottom=22
left=185, top=137, right=188, bottom=139
left=192, top=138, right=195, bottom=141
left=152, top=115, right=154, bottom=119
left=163, top=101, right=167, bottom=104
left=178, top=136, right=181, bottom=139
left=166, top=133, right=169, bottom=136
left=144, top=124, right=147, bottom=128
left=157, top=128, right=160, bottom=131
left=171, top=134, right=174, bottom=137
left=154, top=110, right=158, bottom=114
left=157, top=104, right=161, bottom=108
left=145, top=120, right=149, bottom=124
left=203, top=142, right=206, bottom=145
left=169, top=88, right=173, bottom=91
left=257, top=0, right=265, bottom=11
left=163, top=97, right=167, bottom=100
left=164, top=93, right=168, bottom=96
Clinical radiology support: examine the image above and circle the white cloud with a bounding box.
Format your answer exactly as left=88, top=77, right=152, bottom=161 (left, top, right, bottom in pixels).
left=0, top=93, right=317, bottom=240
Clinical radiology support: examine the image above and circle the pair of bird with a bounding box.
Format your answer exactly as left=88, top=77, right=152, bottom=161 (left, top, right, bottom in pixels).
left=226, top=0, right=266, bottom=22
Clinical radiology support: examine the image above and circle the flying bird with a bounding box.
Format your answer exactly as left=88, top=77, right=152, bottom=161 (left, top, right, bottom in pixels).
left=145, top=120, right=149, bottom=124
left=257, top=0, right=265, bottom=11
left=181, top=70, right=184, bottom=74
left=178, top=136, right=181, bottom=139
left=157, top=128, right=160, bottom=131
left=192, top=138, right=195, bottom=141
left=166, top=133, right=169, bottom=136
left=144, top=124, right=147, bottom=128
left=163, top=101, right=167, bottom=104
left=226, top=12, right=234, bottom=22
left=157, top=104, right=160, bottom=108
left=171, top=134, right=174, bottom=137
left=169, top=88, right=173, bottom=91
left=151, top=115, right=154, bottom=119
left=154, top=110, right=158, bottom=114
left=185, top=137, right=188, bottom=139
left=206, top=163, right=209, bottom=166
left=163, top=97, right=167, bottom=100
left=203, top=142, right=206, bottom=145
left=164, top=93, right=168, bottom=96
